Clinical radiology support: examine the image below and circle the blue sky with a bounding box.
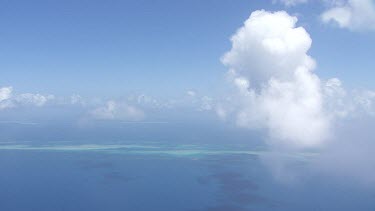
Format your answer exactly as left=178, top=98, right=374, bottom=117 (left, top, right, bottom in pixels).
left=1, top=0, right=374, bottom=98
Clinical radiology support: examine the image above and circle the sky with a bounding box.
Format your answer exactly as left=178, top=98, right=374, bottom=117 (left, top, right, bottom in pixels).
left=1, top=0, right=374, bottom=98
left=1, top=0, right=375, bottom=184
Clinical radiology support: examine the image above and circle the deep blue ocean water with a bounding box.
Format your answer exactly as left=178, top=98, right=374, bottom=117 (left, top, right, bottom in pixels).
left=0, top=121, right=374, bottom=210
left=1, top=148, right=374, bottom=211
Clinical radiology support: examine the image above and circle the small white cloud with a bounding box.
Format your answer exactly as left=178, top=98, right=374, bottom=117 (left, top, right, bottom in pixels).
left=321, top=0, right=375, bottom=31
left=90, top=100, right=145, bottom=121
left=0, top=87, right=12, bottom=101
left=133, top=94, right=167, bottom=109
left=275, top=0, right=308, bottom=6
left=199, top=96, right=213, bottom=111
left=353, top=90, right=375, bottom=115
left=0, top=86, right=55, bottom=108
left=0, top=87, right=13, bottom=110
left=215, top=105, right=228, bottom=120
left=15, top=93, right=55, bottom=107
left=186, top=90, right=196, bottom=97
left=70, top=94, right=85, bottom=105
left=322, top=78, right=375, bottom=117
left=323, top=78, right=351, bottom=118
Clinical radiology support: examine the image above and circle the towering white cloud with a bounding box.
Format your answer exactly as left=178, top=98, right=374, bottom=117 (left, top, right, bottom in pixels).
left=321, top=0, right=375, bottom=31
left=222, top=10, right=331, bottom=148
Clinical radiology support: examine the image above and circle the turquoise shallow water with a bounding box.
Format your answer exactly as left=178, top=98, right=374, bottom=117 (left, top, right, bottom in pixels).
left=0, top=143, right=317, bottom=159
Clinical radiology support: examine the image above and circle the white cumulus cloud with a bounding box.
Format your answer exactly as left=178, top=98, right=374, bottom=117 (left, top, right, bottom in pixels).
left=0, top=87, right=13, bottom=109
left=0, top=86, right=56, bottom=109
left=15, top=93, right=55, bottom=107
left=186, top=90, right=196, bottom=97
left=321, top=0, right=375, bottom=31
left=222, top=10, right=332, bottom=148
left=90, top=100, right=145, bottom=121
left=0, top=87, right=12, bottom=101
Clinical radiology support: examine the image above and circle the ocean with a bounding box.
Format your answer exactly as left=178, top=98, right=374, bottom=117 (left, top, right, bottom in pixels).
left=0, top=121, right=374, bottom=210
